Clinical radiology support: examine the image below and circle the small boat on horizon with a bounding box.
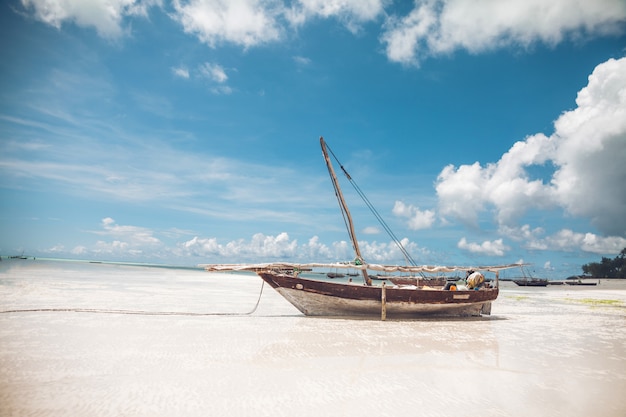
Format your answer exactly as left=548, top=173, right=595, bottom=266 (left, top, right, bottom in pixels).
left=512, top=267, right=548, bottom=287
left=513, top=278, right=549, bottom=287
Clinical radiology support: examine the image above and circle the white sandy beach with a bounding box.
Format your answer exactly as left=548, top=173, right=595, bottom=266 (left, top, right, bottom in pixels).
left=1, top=259, right=625, bottom=417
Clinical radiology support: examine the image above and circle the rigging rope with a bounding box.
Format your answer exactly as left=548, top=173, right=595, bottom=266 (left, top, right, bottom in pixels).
left=325, top=143, right=420, bottom=269
left=0, top=281, right=265, bottom=316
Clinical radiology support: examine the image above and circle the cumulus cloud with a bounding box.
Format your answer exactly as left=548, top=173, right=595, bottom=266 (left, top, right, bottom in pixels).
left=20, top=0, right=160, bottom=39
left=392, top=201, right=435, bottom=230
left=551, top=58, right=626, bottom=235
left=436, top=57, right=626, bottom=239
left=171, top=0, right=284, bottom=48
left=21, top=0, right=387, bottom=46
left=458, top=237, right=509, bottom=256
left=501, top=226, right=626, bottom=255
left=360, top=237, right=425, bottom=263
left=381, top=0, right=626, bottom=66
left=498, top=225, right=545, bottom=243
left=20, top=0, right=285, bottom=46
left=178, top=232, right=426, bottom=263
left=22, top=1, right=623, bottom=65
left=71, top=245, right=88, bottom=255
left=181, top=232, right=298, bottom=259
left=170, top=0, right=386, bottom=48
left=286, top=0, right=387, bottom=33
left=180, top=233, right=354, bottom=261
left=543, top=229, right=626, bottom=254
left=93, top=217, right=162, bottom=249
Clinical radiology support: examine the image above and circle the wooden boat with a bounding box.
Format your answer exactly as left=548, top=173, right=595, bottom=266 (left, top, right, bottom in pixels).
left=513, top=278, right=549, bottom=287
left=205, top=261, right=519, bottom=318
left=203, top=137, right=521, bottom=319
left=512, top=266, right=548, bottom=286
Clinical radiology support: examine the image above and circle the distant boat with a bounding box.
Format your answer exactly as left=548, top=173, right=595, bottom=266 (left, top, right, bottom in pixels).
left=513, top=278, right=549, bottom=287
left=203, top=137, right=521, bottom=319
left=513, top=267, right=548, bottom=286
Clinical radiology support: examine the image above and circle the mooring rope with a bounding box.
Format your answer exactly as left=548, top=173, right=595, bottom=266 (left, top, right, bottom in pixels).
left=0, top=281, right=265, bottom=317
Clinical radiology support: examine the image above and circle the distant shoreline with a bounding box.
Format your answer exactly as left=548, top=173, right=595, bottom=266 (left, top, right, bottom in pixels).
left=0, top=255, right=203, bottom=271
left=2, top=256, right=626, bottom=279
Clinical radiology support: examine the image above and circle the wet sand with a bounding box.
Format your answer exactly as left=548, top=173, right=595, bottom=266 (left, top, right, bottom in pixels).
left=1, top=260, right=625, bottom=416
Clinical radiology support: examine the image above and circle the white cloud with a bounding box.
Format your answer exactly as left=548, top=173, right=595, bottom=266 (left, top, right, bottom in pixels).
left=435, top=162, right=487, bottom=227
left=436, top=57, right=626, bottom=237
left=20, top=0, right=624, bottom=60
left=500, top=225, right=626, bottom=255
left=197, top=62, right=233, bottom=94
left=21, top=0, right=386, bottom=46
left=392, top=201, right=435, bottom=230
left=71, top=245, right=88, bottom=255
left=178, top=232, right=427, bottom=263
left=287, top=0, right=387, bottom=33
left=293, top=55, right=311, bottom=66
left=94, top=217, right=161, bottom=246
left=381, top=0, right=626, bottom=66
left=540, top=229, right=626, bottom=255
left=172, top=66, right=190, bottom=79
left=458, top=237, right=509, bottom=256
left=170, top=0, right=386, bottom=49
left=172, top=0, right=283, bottom=48
left=541, top=230, right=620, bottom=254
left=20, top=0, right=160, bottom=39
left=68, top=218, right=166, bottom=258
left=210, top=85, right=233, bottom=95
left=181, top=232, right=298, bottom=259
left=199, top=62, right=228, bottom=83
left=499, top=224, right=545, bottom=243
left=302, top=236, right=333, bottom=259
left=551, top=58, right=626, bottom=235
left=360, top=237, right=424, bottom=263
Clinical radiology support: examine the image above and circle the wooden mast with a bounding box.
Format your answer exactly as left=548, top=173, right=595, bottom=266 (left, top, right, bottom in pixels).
left=320, top=137, right=372, bottom=286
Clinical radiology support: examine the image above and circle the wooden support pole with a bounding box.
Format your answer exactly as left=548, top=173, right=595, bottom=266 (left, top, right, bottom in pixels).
left=381, top=281, right=387, bottom=321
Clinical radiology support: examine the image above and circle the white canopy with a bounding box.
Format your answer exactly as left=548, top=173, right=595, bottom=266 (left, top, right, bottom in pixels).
left=200, top=261, right=524, bottom=274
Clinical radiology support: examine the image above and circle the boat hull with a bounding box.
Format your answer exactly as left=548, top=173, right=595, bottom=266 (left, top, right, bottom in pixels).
left=258, top=272, right=498, bottom=318
left=513, top=279, right=548, bottom=287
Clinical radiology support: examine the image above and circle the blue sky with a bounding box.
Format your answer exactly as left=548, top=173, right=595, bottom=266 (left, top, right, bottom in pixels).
left=1, top=0, right=625, bottom=277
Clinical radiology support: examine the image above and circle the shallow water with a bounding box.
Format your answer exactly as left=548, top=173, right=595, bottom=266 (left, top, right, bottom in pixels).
left=1, top=260, right=625, bottom=416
